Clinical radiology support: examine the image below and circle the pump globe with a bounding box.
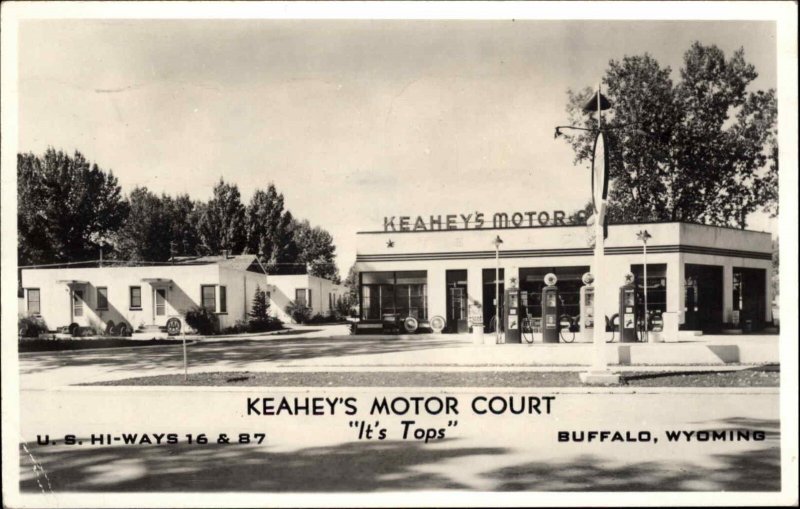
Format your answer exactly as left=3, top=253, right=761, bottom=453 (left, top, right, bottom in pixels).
left=582, top=272, right=594, bottom=286
left=544, top=273, right=558, bottom=286
left=623, top=272, right=635, bottom=285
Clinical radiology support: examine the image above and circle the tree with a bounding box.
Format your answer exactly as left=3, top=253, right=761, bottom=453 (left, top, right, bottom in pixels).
left=343, top=263, right=359, bottom=301
left=560, top=43, right=777, bottom=228
left=244, top=185, right=299, bottom=270
left=197, top=179, right=246, bottom=255
left=772, top=236, right=779, bottom=301
left=566, top=201, right=595, bottom=225
left=291, top=218, right=340, bottom=282
left=17, top=148, right=129, bottom=265
left=113, top=187, right=172, bottom=261
left=164, top=194, right=202, bottom=257
left=249, top=284, right=270, bottom=321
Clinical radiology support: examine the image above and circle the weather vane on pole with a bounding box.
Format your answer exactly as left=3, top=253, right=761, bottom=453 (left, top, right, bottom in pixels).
left=555, top=82, right=620, bottom=385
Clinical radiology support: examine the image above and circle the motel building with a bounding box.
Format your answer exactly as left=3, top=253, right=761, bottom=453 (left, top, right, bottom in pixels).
left=20, top=254, right=346, bottom=335
left=352, top=213, right=773, bottom=340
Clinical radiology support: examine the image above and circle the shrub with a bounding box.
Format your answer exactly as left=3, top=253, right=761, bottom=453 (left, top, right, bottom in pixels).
left=335, top=294, right=358, bottom=318
left=285, top=301, right=312, bottom=324
left=184, top=306, right=219, bottom=335
left=248, top=316, right=283, bottom=333
left=221, top=319, right=249, bottom=335
left=18, top=314, right=48, bottom=338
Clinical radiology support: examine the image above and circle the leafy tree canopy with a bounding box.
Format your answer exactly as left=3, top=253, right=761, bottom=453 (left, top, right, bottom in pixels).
left=561, top=42, right=777, bottom=228
left=291, top=218, right=340, bottom=282
left=18, top=148, right=128, bottom=265
left=245, top=184, right=299, bottom=270
left=197, top=179, right=246, bottom=255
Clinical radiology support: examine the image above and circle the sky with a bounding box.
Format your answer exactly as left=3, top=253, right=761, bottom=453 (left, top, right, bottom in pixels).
left=17, top=19, right=778, bottom=275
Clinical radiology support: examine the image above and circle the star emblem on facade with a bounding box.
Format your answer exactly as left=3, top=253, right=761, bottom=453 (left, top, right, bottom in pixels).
left=386, top=239, right=394, bottom=248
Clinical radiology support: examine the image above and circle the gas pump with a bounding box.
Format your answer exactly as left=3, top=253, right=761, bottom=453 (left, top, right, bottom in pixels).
left=579, top=272, right=595, bottom=342
left=504, top=280, right=523, bottom=344
left=541, top=273, right=560, bottom=344
left=619, top=272, right=640, bottom=343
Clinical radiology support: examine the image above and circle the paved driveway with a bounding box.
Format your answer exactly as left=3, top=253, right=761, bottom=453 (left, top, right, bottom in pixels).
left=17, top=327, right=780, bottom=389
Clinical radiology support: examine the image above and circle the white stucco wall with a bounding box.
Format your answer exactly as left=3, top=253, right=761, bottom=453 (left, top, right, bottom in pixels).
left=267, top=274, right=347, bottom=323
left=20, top=263, right=265, bottom=331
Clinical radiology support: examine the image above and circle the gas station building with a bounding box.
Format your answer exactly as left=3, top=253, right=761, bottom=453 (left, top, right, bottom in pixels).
left=352, top=220, right=773, bottom=338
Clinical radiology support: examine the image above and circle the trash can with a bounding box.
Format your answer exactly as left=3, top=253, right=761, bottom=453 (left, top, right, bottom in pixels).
left=472, top=324, right=484, bottom=344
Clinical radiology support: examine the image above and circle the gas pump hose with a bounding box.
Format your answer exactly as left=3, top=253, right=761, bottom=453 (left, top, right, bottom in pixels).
left=558, top=314, right=576, bottom=343
left=606, top=313, right=619, bottom=343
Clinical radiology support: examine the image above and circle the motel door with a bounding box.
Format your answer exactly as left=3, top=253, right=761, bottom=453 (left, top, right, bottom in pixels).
left=447, top=287, right=468, bottom=333
left=734, top=267, right=767, bottom=330
left=683, top=264, right=723, bottom=332
left=153, top=288, right=168, bottom=326
left=446, top=270, right=469, bottom=333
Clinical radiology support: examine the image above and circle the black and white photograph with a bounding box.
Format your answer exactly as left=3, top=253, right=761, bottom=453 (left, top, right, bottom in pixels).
left=1, top=2, right=797, bottom=507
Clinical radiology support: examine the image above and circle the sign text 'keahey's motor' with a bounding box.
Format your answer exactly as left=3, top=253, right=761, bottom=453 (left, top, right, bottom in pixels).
left=383, top=210, right=587, bottom=232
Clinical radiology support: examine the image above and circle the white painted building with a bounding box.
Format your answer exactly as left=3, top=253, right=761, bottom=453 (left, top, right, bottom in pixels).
left=267, top=274, right=348, bottom=323
left=19, top=255, right=344, bottom=332
left=353, top=221, right=773, bottom=336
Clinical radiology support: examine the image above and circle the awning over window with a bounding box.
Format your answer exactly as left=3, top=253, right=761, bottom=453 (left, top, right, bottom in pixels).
left=56, top=279, right=89, bottom=285
left=141, top=278, right=173, bottom=284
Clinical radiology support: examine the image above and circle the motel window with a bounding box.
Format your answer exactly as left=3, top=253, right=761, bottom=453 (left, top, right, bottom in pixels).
left=219, top=286, right=227, bottom=313
left=73, top=290, right=84, bottom=317
left=26, top=289, right=40, bottom=315
left=130, top=286, right=142, bottom=309
left=201, top=285, right=216, bottom=311
left=630, top=264, right=668, bottom=316
left=295, top=289, right=308, bottom=307
left=360, top=271, right=427, bottom=321
left=96, top=287, right=108, bottom=310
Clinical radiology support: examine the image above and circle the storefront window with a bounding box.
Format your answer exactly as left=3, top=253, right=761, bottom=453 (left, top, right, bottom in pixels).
left=519, top=266, right=589, bottom=319
left=360, top=271, right=427, bottom=320
left=630, top=264, right=668, bottom=316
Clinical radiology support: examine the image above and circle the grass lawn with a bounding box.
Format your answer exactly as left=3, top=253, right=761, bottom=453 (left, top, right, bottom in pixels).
left=89, top=366, right=779, bottom=387
left=19, top=338, right=190, bottom=352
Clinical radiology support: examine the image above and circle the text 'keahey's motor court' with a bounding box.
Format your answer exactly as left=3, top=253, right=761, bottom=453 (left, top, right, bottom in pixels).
left=246, top=395, right=557, bottom=416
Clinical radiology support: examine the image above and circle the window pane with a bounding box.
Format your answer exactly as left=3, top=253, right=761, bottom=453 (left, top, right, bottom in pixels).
left=295, top=289, right=307, bottom=306
left=130, top=287, right=141, bottom=308
left=27, top=289, right=40, bottom=314
left=73, top=290, right=84, bottom=317
left=219, top=286, right=227, bottom=313
left=359, top=271, right=428, bottom=320
left=97, top=287, right=108, bottom=309
left=202, top=286, right=216, bottom=310
left=631, top=264, right=668, bottom=316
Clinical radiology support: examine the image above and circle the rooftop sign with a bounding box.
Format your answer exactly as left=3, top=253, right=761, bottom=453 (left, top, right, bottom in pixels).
left=383, top=210, right=586, bottom=232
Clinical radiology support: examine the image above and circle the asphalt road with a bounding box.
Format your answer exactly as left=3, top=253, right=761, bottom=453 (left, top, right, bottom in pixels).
left=17, top=387, right=780, bottom=494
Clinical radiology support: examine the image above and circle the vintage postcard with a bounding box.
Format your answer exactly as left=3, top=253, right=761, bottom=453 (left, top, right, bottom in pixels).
left=1, top=2, right=797, bottom=507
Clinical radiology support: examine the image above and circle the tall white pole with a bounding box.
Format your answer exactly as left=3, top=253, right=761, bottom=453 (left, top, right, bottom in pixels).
left=591, top=82, right=607, bottom=371
left=579, top=82, right=619, bottom=384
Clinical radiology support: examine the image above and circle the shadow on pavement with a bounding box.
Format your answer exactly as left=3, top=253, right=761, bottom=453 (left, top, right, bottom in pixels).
left=485, top=446, right=779, bottom=491
left=21, top=417, right=780, bottom=492
left=20, top=440, right=504, bottom=492
left=19, top=335, right=467, bottom=377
